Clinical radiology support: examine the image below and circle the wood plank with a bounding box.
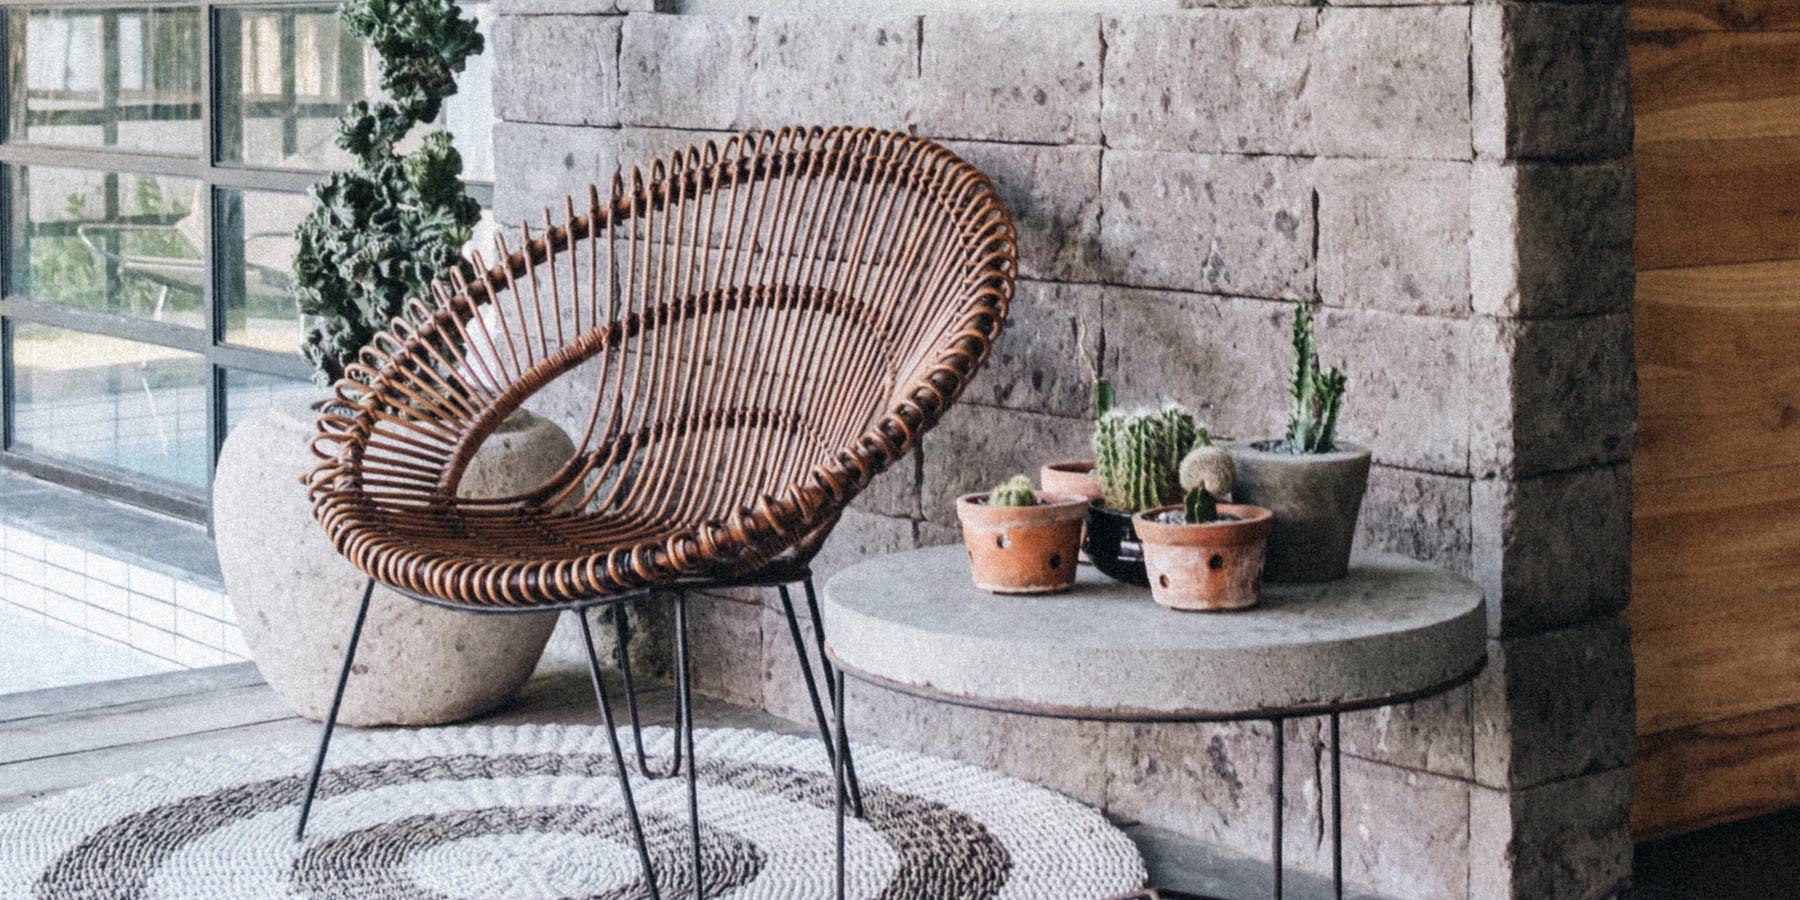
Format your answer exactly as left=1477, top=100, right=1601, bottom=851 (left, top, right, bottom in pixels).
left=0, top=662, right=262, bottom=724
left=1631, top=463, right=1800, bottom=733
left=1634, top=702, right=1800, bottom=840
left=1631, top=30, right=1800, bottom=143
left=1631, top=0, right=1800, bottom=34
left=1633, top=136, right=1800, bottom=270
left=1635, top=261, right=1800, bottom=483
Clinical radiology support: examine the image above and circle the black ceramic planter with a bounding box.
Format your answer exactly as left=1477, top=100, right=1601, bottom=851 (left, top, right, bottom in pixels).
left=1085, top=505, right=1149, bottom=587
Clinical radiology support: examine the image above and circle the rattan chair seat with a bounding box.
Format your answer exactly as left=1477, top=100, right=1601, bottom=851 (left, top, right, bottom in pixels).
left=307, top=127, right=1016, bottom=609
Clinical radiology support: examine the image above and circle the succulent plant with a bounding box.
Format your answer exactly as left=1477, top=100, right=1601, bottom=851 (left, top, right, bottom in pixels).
left=986, top=474, right=1039, bottom=507
left=1076, top=321, right=1115, bottom=420
left=1183, top=487, right=1219, bottom=525
left=1282, top=304, right=1348, bottom=454
left=1094, top=404, right=1202, bottom=513
left=1178, top=431, right=1236, bottom=499
left=293, top=0, right=484, bottom=384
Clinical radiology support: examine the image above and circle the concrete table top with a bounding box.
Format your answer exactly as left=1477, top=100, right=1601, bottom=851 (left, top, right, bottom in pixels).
left=823, top=547, right=1487, bottom=722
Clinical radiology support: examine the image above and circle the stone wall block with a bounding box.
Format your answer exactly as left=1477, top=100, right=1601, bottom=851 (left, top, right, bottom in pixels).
left=1469, top=768, right=1633, bottom=900
left=1099, top=289, right=1289, bottom=441
left=1308, top=8, right=1472, bottom=160
left=1315, top=308, right=1474, bottom=475
left=619, top=15, right=920, bottom=132
left=1472, top=4, right=1633, bottom=161
left=919, top=404, right=1090, bottom=526
left=1317, top=159, right=1472, bottom=318
left=494, top=15, right=621, bottom=127
left=498, top=0, right=653, bottom=12
left=965, top=280, right=1102, bottom=419
left=1473, top=614, right=1636, bottom=790
left=1356, top=465, right=1474, bottom=578
left=1100, top=151, right=1314, bottom=301
left=942, top=140, right=1102, bottom=282
left=919, top=15, right=1100, bottom=144
left=1472, top=162, right=1636, bottom=319
left=1471, top=463, right=1632, bottom=637
left=1340, top=684, right=1474, bottom=780
left=1102, top=11, right=1316, bottom=155
left=1469, top=313, right=1637, bottom=479
left=684, top=593, right=764, bottom=709
left=492, top=122, right=621, bottom=225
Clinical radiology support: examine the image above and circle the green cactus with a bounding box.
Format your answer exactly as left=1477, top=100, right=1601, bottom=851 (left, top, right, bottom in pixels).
left=1094, top=404, right=1202, bottom=513
left=1184, top=487, right=1219, bottom=524
left=986, top=474, right=1039, bottom=507
left=1283, top=304, right=1348, bottom=454
left=1076, top=321, right=1115, bottom=419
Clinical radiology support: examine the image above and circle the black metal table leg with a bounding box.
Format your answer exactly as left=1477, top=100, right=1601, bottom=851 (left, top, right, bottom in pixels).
left=578, top=609, right=662, bottom=900
left=1331, top=712, right=1343, bottom=900
left=295, top=576, right=375, bottom=842
left=1272, top=718, right=1284, bottom=900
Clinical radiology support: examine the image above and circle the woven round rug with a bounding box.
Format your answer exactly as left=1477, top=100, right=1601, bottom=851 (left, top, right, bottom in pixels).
left=0, top=725, right=1145, bottom=899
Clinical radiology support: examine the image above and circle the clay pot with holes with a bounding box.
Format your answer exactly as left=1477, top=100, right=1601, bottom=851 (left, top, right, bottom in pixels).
left=1133, top=503, right=1274, bottom=612
left=955, top=493, right=1088, bottom=595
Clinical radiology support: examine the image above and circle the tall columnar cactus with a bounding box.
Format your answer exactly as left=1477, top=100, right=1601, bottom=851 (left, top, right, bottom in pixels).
left=1076, top=322, right=1115, bottom=419
left=1094, top=405, right=1201, bottom=513
left=1283, top=304, right=1348, bottom=453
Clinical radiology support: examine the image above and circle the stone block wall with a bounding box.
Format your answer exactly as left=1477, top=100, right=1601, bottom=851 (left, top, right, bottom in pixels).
left=493, top=3, right=1637, bottom=897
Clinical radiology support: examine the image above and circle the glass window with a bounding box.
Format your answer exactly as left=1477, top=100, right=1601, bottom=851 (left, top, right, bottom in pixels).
left=8, top=166, right=206, bottom=329
left=215, top=6, right=376, bottom=171
left=10, top=323, right=209, bottom=492
left=443, top=2, right=494, bottom=182
left=215, top=189, right=308, bottom=353
left=224, top=369, right=315, bottom=432
left=6, top=6, right=203, bottom=155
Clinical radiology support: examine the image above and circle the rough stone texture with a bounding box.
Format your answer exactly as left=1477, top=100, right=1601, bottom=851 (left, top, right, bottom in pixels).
left=1471, top=464, right=1632, bottom=638
left=1317, top=159, right=1471, bottom=318
left=918, top=403, right=1090, bottom=526
left=498, top=0, right=651, bottom=12
left=1099, top=290, right=1287, bottom=440
left=492, top=122, right=620, bottom=225
left=1340, top=684, right=1475, bottom=780
left=1315, top=308, right=1474, bottom=475
left=619, top=15, right=920, bottom=132
left=493, top=15, right=620, bottom=127
left=964, top=279, right=1102, bottom=419
left=1472, top=162, right=1636, bottom=319
left=1102, top=11, right=1316, bottom=156
left=1472, top=4, right=1633, bottom=162
left=941, top=140, right=1102, bottom=283
left=1356, top=465, right=1473, bottom=578
left=918, top=15, right=1100, bottom=144
left=1470, top=313, right=1638, bottom=479
left=1473, top=614, right=1636, bottom=790
left=1309, top=8, right=1472, bottom=160
left=1468, top=768, right=1634, bottom=900
left=1100, top=151, right=1314, bottom=301
left=684, top=593, right=764, bottom=709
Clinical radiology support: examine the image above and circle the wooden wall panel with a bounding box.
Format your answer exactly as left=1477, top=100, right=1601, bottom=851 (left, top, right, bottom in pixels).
left=1630, top=2, right=1800, bottom=840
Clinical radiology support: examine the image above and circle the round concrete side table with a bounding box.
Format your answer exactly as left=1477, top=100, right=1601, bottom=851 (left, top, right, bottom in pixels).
left=820, top=546, right=1487, bottom=900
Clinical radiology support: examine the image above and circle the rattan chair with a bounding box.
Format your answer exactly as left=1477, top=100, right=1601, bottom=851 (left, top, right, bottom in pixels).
left=296, top=126, right=1016, bottom=898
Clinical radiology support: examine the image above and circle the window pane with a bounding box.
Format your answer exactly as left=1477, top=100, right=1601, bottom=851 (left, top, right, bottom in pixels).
left=443, top=2, right=494, bottom=182
left=6, top=6, right=202, bottom=154
left=9, top=166, right=205, bottom=329
left=215, top=6, right=375, bottom=171
left=10, top=324, right=208, bottom=492
left=216, top=189, right=307, bottom=353
left=224, top=369, right=315, bottom=433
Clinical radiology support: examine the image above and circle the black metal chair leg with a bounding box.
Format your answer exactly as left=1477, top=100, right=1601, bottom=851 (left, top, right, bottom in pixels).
left=833, top=671, right=849, bottom=900
left=578, top=609, right=662, bottom=900
left=614, top=599, right=683, bottom=780
left=801, top=577, right=865, bottom=817
left=295, top=576, right=375, bottom=842
left=778, top=584, right=862, bottom=814
left=1271, top=719, right=1285, bottom=900
left=674, top=592, right=703, bottom=899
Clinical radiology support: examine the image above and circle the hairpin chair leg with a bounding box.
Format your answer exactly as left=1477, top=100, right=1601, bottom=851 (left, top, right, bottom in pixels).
left=833, top=671, right=849, bottom=900
left=614, top=599, right=684, bottom=780
left=295, top=576, right=375, bottom=842
left=802, top=577, right=864, bottom=818
left=673, top=591, right=704, bottom=899
left=578, top=609, right=662, bottom=900
left=778, top=583, right=864, bottom=818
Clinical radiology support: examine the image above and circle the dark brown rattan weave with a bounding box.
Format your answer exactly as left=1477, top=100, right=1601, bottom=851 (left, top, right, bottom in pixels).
left=306, top=127, right=1017, bottom=608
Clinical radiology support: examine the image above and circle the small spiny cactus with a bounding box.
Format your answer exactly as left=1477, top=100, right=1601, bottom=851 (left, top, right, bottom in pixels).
left=1094, top=404, right=1202, bottom=513
left=1283, top=304, right=1348, bottom=454
left=1184, top=487, right=1219, bottom=524
left=1179, top=430, right=1236, bottom=498
left=986, top=474, right=1039, bottom=507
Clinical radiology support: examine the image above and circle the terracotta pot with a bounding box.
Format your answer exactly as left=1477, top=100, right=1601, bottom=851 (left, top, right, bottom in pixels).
left=1228, top=442, right=1371, bottom=583
left=1134, top=503, right=1274, bottom=611
left=1040, top=459, right=1103, bottom=501
left=1085, top=505, right=1148, bottom=587
left=955, top=493, right=1087, bottom=594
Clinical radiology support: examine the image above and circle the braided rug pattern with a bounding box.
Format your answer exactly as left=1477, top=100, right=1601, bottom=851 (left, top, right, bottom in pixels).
left=0, top=726, right=1145, bottom=899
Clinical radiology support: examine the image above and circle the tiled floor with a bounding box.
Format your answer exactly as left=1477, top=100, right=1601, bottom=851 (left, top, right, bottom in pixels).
left=0, top=603, right=176, bottom=693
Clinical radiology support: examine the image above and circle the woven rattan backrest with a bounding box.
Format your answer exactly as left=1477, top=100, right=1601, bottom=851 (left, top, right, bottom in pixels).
left=307, top=127, right=1015, bottom=600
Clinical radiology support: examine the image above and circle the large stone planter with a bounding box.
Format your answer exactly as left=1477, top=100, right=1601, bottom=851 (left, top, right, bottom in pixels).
left=213, top=396, right=574, bottom=726
left=1228, top=442, right=1372, bottom=584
